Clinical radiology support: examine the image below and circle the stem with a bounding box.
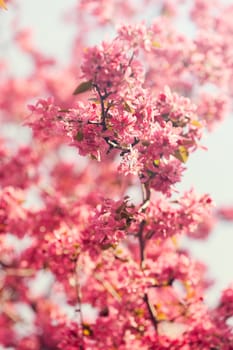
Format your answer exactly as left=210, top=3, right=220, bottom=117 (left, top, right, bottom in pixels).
left=138, top=182, right=150, bottom=263
left=75, top=259, right=85, bottom=349
left=139, top=182, right=151, bottom=213
left=138, top=220, right=146, bottom=264
left=93, top=84, right=108, bottom=130
left=143, top=294, right=158, bottom=330
left=94, top=273, right=121, bottom=302
left=138, top=182, right=158, bottom=332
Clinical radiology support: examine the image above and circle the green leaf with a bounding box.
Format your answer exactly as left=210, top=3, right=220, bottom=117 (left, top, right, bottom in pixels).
left=153, top=159, right=160, bottom=167
left=73, top=80, right=92, bottom=95
left=75, top=130, right=84, bottom=141
left=174, top=145, right=189, bottom=163
left=123, top=101, right=134, bottom=113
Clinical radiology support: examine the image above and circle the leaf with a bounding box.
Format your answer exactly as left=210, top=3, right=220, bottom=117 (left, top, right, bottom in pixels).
left=82, top=323, right=93, bottom=336
left=58, top=109, right=70, bottom=113
left=156, top=311, right=167, bottom=321
left=170, top=235, right=179, bottom=247
left=155, top=303, right=167, bottom=321
left=123, top=101, right=134, bottom=113
left=88, top=98, right=100, bottom=104
left=141, top=140, right=150, bottom=146
left=90, top=154, right=98, bottom=160
left=99, top=306, right=109, bottom=317
left=75, top=130, right=84, bottom=141
left=184, top=281, right=195, bottom=299
left=153, top=159, right=160, bottom=167
left=152, top=41, right=161, bottom=48
left=101, top=243, right=115, bottom=250
left=135, top=308, right=144, bottom=317
left=73, top=80, right=92, bottom=95
left=174, top=145, right=189, bottom=163
left=0, top=0, right=7, bottom=9
left=191, top=119, right=202, bottom=128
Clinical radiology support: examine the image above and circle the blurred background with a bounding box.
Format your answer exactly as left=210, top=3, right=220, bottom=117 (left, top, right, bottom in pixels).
left=1, top=0, right=233, bottom=307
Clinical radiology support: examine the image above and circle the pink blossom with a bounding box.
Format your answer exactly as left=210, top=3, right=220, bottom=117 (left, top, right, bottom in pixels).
left=0, top=1, right=233, bottom=348
left=217, top=206, right=233, bottom=221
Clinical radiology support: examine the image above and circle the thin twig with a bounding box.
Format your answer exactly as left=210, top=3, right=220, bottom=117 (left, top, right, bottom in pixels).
left=138, top=220, right=146, bottom=264
left=75, top=259, right=85, bottom=349
left=93, top=84, right=107, bottom=130
left=139, top=182, right=151, bottom=213
left=137, top=182, right=158, bottom=331
left=94, top=273, right=121, bottom=302
left=143, top=294, right=158, bottom=330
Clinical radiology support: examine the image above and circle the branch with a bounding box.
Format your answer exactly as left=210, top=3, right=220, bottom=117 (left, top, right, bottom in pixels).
left=143, top=294, right=158, bottom=330
left=138, top=220, right=146, bottom=264
left=94, top=273, right=121, bottom=302
left=139, top=182, right=151, bottom=213
left=137, top=182, right=158, bottom=331
left=75, top=259, right=85, bottom=349
left=93, top=84, right=108, bottom=131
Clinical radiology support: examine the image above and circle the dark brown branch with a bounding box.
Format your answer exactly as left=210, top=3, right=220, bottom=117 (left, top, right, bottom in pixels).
left=93, top=84, right=110, bottom=131
left=75, top=260, right=85, bottom=349
left=104, top=137, right=138, bottom=155
left=138, top=220, right=146, bottom=264
left=143, top=294, right=158, bottom=330
left=137, top=182, right=158, bottom=331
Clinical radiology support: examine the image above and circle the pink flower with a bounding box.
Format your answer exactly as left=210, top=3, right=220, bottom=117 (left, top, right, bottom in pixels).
left=217, top=206, right=233, bottom=221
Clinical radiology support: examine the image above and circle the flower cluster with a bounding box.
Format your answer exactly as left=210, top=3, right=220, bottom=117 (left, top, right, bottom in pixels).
left=81, top=39, right=144, bottom=95
left=81, top=198, right=135, bottom=255
left=1, top=0, right=233, bottom=349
